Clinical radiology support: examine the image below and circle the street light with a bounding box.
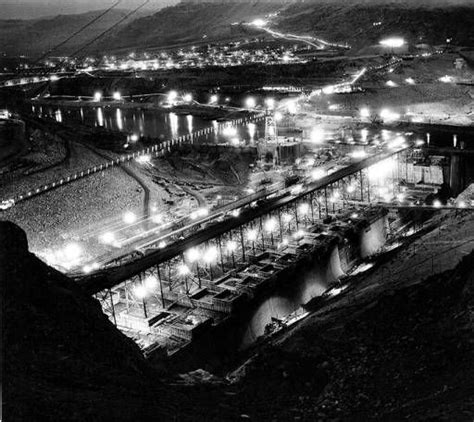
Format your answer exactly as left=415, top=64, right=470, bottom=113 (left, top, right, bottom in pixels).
left=287, top=101, right=297, bottom=114
left=186, top=247, right=200, bottom=262
left=63, top=242, right=83, bottom=262
left=226, top=240, right=237, bottom=267
left=322, top=85, right=335, bottom=95
left=310, top=127, right=325, bottom=144
left=133, top=284, right=148, bottom=318
left=133, top=284, right=148, bottom=300
left=264, top=218, right=277, bottom=232
left=94, top=92, right=102, bottom=102
left=439, top=75, right=454, bottom=83
left=379, top=37, right=405, bottom=48
left=251, top=18, right=267, bottom=28
left=168, top=90, right=178, bottom=104
left=264, top=218, right=277, bottom=245
left=204, top=246, right=218, bottom=280
left=204, top=246, right=218, bottom=263
left=379, top=108, right=400, bottom=123
left=298, top=203, right=309, bottom=216
left=247, top=229, right=257, bottom=255
left=113, top=91, right=122, bottom=101
left=210, top=94, right=218, bottom=104
left=123, top=211, right=137, bottom=224
left=99, top=231, right=115, bottom=245
left=144, top=275, right=158, bottom=290
left=247, top=229, right=257, bottom=241
left=226, top=240, right=237, bottom=253
left=350, top=150, right=368, bottom=159
left=311, top=169, right=325, bottom=180
left=178, top=264, right=190, bottom=276
left=223, top=126, right=238, bottom=137
left=245, top=97, right=256, bottom=109
left=360, top=107, right=370, bottom=119
left=265, top=98, right=275, bottom=109
left=186, top=247, right=201, bottom=285
left=151, top=214, right=162, bottom=224
left=136, top=154, right=151, bottom=164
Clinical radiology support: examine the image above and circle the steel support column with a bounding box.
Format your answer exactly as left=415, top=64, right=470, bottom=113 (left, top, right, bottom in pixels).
left=156, top=264, right=166, bottom=307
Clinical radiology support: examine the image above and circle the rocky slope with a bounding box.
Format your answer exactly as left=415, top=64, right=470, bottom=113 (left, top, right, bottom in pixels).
left=90, top=1, right=474, bottom=53
left=0, top=9, right=143, bottom=57
left=276, top=3, right=474, bottom=49
left=94, top=2, right=281, bottom=53
left=1, top=221, right=166, bottom=420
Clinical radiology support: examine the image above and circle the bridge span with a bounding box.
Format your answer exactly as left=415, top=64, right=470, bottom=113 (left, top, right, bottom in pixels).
left=79, top=147, right=411, bottom=294
left=2, top=113, right=265, bottom=207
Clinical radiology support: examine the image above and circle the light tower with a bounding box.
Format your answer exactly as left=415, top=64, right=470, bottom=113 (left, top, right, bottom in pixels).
left=264, top=111, right=277, bottom=143
left=264, top=110, right=279, bottom=165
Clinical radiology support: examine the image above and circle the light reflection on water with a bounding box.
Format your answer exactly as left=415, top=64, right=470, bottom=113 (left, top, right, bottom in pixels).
left=116, top=109, right=123, bottom=131
left=37, top=105, right=264, bottom=144
left=96, top=107, right=104, bottom=127
left=169, top=112, right=178, bottom=139
left=187, top=114, right=193, bottom=134
left=34, top=105, right=466, bottom=149
left=248, top=122, right=256, bottom=142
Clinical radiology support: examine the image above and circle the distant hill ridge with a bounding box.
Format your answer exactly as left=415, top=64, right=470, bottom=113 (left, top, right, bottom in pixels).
left=0, top=8, right=146, bottom=57
left=180, top=0, right=474, bottom=4
left=1, top=1, right=473, bottom=57
left=97, top=1, right=474, bottom=53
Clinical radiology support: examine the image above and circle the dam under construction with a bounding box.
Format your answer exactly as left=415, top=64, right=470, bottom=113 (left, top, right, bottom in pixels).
left=92, top=205, right=389, bottom=366
left=80, top=134, right=472, bottom=368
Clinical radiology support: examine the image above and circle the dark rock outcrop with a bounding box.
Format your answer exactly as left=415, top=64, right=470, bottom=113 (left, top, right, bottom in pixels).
left=0, top=222, right=164, bottom=420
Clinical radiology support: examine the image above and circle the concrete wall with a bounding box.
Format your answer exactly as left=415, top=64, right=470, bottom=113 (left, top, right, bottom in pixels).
left=240, top=214, right=387, bottom=347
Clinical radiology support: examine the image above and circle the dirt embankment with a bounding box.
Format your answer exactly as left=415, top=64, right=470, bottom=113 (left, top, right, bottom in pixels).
left=307, top=53, right=474, bottom=125
left=150, top=145, right=257, bottom=204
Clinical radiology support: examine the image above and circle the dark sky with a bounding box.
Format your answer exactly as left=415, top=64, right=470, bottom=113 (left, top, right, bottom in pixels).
left=1, top=0, right=178, bottom=19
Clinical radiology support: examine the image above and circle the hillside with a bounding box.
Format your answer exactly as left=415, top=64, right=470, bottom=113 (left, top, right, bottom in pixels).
left=0, top=221, right=166, bottom=420
left=2, top=1, right=176, bottom=20
left=2, top=2, right=473, bottom=57
left=94, top=2, right=282, bottom=53
left=0, top=9, right=148, bottom=57
left=91, top=1, right=474, bottom=53
left=276, top=3, right=474, bottom=50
